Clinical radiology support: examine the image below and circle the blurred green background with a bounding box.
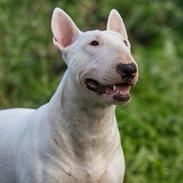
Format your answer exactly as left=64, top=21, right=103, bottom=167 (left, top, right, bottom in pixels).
left=0, top=0, right=183, bottom=182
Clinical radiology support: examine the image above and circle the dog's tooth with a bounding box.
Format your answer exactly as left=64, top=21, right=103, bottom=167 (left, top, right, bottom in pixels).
left=113, top=85, right=117, bottom=91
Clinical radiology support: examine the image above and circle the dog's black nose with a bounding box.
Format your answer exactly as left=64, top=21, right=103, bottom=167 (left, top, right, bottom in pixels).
left=116, top=63, right=137, bottom=78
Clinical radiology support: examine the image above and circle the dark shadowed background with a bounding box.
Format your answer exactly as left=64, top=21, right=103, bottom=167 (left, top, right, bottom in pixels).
left=0, top=0, right=183, bottom=182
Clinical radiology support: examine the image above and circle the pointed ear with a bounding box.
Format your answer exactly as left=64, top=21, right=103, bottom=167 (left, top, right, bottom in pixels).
left=107, top=9, right=128, bottom=39
left=51, top=8, right=80, bottom=50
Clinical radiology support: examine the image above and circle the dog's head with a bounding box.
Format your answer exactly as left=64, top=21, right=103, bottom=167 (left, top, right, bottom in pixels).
left=51, top=8, right=138, bottom=105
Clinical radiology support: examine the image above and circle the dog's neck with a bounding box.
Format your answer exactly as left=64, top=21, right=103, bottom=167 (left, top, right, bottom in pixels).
left=48, top=70, right=119, bottom=160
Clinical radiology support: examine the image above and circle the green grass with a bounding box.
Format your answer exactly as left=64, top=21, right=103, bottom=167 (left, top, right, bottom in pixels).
left=0, top=0, right=183, bottom=182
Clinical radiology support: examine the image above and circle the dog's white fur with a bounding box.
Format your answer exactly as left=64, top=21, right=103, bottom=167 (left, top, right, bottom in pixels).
left=0, top=8, right=138, bottom=183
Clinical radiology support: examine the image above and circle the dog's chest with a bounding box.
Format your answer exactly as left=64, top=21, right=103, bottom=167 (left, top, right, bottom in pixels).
left=42, top=153, right=124, bottom=183
left=45, top=165, right=123, bottom=183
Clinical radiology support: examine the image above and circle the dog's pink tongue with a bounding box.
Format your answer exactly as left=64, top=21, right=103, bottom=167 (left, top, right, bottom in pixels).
left=118, top=85, right=130, bottom=92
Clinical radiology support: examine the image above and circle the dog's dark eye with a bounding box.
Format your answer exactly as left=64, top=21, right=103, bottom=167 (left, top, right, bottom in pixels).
left=123, top=40, right=128, bottom=46
left=89, top=40, right=99, bottom=46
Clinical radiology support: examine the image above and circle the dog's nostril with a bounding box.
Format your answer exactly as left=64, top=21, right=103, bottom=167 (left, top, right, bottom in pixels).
left=116, top=63, right=137, bottom=77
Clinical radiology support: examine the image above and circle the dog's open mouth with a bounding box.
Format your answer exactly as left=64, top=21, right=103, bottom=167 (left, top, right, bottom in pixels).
left=85, top=79, right=131, bottom=102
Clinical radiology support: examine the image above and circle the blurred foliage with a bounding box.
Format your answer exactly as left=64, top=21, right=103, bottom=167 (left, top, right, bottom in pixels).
left=0, top=0, right=183, bottom=182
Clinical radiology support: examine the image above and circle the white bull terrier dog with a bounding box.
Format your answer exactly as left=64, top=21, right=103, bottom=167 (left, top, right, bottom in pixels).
left=0, top=8, right=138, bottom=183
